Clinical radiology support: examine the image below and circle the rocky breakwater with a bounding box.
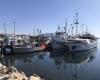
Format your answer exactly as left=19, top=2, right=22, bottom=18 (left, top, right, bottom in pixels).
left=0, top=63, right=44, bottom=80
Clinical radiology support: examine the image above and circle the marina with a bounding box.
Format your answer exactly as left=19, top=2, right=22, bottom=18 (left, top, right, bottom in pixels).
left=0, top=13, right=99, bottom=80
left=0, top=0, right=100, bottom=80
left=0, top=12, right=99, bottom=80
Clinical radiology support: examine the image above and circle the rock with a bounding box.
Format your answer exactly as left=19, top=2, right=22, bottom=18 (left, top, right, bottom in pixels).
left=0, top=63, right=6, bottom=69
left=2, top=65, right=6, bottom=69
left=0, top=63, right=44, bottom=80
left=19, top=71, right=26, bottom=76
left=6, top=67, right=18, bottom=74
left=29, top=74, right=44, bottom=80
left=8, top=72, right=28, bottom=80
left=0, top=74, right=9, bottom=80
left=0, top=66, right=7, bottom=74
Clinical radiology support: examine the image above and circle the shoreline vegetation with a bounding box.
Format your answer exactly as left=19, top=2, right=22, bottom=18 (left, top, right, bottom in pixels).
left=0, top=63, right=44, bottom=80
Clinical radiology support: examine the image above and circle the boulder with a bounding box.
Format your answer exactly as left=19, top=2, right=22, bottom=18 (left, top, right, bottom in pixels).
left=0, top=63, right=44, bottom=80
left=29, top=74, right=44, bottom=80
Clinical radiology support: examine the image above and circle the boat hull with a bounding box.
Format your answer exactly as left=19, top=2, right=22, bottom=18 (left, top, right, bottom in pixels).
left=51, top=41, right=65, bottom=49
left=0, top=47, right=44, bottom=54
left=51, top=39, right=97, bottom=52
left=65, top=40, right=97, bottom=51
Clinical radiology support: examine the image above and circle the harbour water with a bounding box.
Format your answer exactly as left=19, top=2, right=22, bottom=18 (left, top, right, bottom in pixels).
left=0, top=41, right=100, bottom=80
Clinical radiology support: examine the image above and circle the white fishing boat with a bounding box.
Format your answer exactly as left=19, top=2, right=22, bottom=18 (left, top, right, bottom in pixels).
left=51, top=13, right=98, bottom=51
left=51, top=35, right=97, bottom=51
left=51, top=32, right=67, bottom=49
left=64, top=13, right=97, bottom=51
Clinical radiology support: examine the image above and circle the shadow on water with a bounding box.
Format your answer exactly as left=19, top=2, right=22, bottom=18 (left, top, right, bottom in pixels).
left=0, top=47, right=98, bottom=80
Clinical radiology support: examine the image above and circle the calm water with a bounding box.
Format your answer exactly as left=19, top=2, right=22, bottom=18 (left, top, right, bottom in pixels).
left=0, top=41, right=100, bottom=80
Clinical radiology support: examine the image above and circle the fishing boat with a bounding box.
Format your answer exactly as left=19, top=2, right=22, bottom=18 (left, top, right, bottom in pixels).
left=0, top=43, right=46, bottom=54
left=51, top=13, right=98, bottom=51
left=64, top=13, right=97, bottom=51
left=51, top=31, right=67, bottom=49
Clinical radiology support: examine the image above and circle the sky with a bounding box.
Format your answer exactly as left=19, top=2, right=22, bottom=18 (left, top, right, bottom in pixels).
left=0, top=0, right=100, bottom=36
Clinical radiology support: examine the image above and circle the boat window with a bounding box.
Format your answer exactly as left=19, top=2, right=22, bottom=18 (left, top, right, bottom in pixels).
left=56, top=32, right=64, bottom=35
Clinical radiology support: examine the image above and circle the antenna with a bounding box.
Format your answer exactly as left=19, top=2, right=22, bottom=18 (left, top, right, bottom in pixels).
left=74, top=13, right=79, bottom=36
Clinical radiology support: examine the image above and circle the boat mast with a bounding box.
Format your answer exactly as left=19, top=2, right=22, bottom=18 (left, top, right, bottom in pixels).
left=74, top=13, right=79, bottom=37
left=65, top=19, right=67, bottom=34
left=37, top=28, right=41, bottom=35
left=58, top=25, right=60, bottom=31
left=81, top=24, right=84, bottom=35
left=4, top=22, right=6, bottom=38
left=39, top=29, right=42, bottom=35
left=64, top=19, right=68, bottom=38
left=86, top=24, right=88, bottom=34
left=71, top=24, right=74, bottom=36
left=33, top=27, right=35, bottom=36
left=13, top=21, right=15, bottom=45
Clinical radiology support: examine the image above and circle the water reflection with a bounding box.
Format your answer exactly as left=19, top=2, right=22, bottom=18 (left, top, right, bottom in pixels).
left=50, top=48, right=97, bottom=64
left=50, top=48, right=97, bottom=80
left=0, top=48, right=98, bottom=80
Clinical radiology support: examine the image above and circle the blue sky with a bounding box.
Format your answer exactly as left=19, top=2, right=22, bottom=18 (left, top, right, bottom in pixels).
left=0, top=0, right=100, bottom=36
